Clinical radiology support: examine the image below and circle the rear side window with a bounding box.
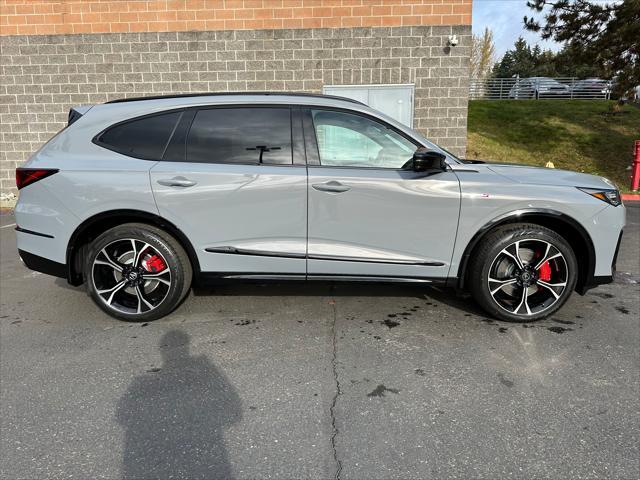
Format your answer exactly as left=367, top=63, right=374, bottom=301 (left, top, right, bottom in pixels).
left=96, top=111, right=182, bottom=160
left=187, top=107, right=292, bottom=165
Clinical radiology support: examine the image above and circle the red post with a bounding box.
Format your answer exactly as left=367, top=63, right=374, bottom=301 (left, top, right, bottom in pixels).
left=632, top=141, right=640, bottom=192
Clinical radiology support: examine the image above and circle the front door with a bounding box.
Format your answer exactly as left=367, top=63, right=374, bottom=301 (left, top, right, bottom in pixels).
left=303, top=108, right=461, bottom=280
left=150, top=106, right=307, bottom=275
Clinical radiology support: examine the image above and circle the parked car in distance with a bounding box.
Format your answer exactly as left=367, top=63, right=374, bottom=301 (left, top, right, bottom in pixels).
left=570, top=78, right=611, bottom=98
left=15, top=93, right=625, bottom=323
left=508, top=77, right=570, bottom=99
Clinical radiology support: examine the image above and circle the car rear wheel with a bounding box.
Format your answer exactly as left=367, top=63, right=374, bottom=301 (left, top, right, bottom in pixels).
left=469, top=223, right=577, bottom=322
left=85, top=223, right=192, bottom=321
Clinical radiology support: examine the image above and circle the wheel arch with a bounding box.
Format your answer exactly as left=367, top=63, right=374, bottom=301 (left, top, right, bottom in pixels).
left=66, top=209, right=200, bottom=286
left=456, top=209, right=596, bottom=295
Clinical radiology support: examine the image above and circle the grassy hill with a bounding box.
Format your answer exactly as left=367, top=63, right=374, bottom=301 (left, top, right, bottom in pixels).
left=466, top=100, right=640, bottom=191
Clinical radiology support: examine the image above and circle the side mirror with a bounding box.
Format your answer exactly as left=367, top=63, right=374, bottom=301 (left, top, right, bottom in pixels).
left=412, top=148, right=447, bottom=172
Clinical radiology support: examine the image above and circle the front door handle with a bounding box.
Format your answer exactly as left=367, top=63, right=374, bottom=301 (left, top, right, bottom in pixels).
left=157, top=176, right=197, bottom=188
left=312, top=181, right=351, bottom=193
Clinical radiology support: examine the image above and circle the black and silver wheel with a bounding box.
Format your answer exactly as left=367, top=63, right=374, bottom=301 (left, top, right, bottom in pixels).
left=469, top=223, right=577, bottom=322
left=85, top=223, right=192, bottom=321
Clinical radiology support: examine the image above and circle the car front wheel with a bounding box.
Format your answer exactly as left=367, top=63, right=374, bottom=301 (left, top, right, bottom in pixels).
left=469, top=223, right=578, bottom=322
left=85, top=223, right=192, bottom=321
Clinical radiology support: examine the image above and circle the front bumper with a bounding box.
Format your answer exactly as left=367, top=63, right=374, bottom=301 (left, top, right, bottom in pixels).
left=577, top=229, right=622, bottom=294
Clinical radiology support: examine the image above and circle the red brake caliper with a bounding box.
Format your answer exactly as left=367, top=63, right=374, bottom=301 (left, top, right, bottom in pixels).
left=538, top=261, right=552, bottom=282
left=142, top=254, right=167, bottom=273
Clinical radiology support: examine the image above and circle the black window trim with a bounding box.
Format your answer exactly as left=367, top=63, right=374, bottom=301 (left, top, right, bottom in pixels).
left=162, top=109, right=196, bottom=163
left=301, top=106, right=425, bottom=172
left=291, top=106, right=306, bottom=166
left=160, top=110, right=184, bottom=159
left=92, top=102, right=430, bottom=169
left=92, top=108, right=186, bottom=161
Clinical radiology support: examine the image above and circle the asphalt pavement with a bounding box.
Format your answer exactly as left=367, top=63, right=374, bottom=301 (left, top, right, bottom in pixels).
left=1, top=205, right=639, bottom=479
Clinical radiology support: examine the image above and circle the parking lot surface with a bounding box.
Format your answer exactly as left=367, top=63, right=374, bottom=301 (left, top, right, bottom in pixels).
left=1, top=205, right=639, bottom=479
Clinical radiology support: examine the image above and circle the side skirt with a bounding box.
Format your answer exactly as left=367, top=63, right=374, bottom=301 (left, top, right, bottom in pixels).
left=195, top=272, right=449, bottom=287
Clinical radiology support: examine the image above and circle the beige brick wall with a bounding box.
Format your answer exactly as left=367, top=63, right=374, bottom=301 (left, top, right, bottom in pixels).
left=0, top=0, right=472, bottom=35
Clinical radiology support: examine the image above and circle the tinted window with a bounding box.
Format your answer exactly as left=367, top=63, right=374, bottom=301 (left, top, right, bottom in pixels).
left=187, top=108, right=292, bottom=165
left=311, top=110, right=416, bottom=169
left=98, top=111, right=182, bottom=160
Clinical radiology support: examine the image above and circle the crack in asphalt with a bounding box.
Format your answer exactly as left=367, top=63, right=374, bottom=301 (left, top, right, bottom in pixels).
left=329, top=289, right=343, bottom=480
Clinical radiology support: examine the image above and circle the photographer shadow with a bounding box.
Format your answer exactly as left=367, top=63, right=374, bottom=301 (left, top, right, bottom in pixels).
left=116, top=330, right=241, bottom=479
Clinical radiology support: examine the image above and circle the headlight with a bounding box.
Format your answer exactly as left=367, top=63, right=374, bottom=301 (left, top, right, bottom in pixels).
left=577, top=187, right=622, bottom=206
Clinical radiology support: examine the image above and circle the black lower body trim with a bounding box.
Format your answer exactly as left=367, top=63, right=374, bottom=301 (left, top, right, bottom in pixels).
left=195, top=272, right=305, bottom=286
left=577, top=275, right=614, bottom=295
left=307, top=274, right=446, bottom=283
left=19, top=249, right=67, bottom=279
left=612, top=230, right=623, bottom=273
left=205, top=246, right=305, bottom=259
left=15, top=226, right=54, bottom=238
left=196, top=272, right=447, bottom=286
left=592, top=275, right=614, bottom=285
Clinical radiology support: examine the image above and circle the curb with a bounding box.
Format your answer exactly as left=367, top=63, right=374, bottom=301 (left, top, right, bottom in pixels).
left=622, top=194, right=640, bottom=202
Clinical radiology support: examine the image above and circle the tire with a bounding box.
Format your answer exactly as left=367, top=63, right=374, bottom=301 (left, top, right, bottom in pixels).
left=468, top=223, right=577, bottom=322
left=85, top=223, right=192, bottom=322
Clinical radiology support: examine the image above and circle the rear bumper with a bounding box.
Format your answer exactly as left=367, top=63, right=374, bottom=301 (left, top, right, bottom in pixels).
left=19, top=249, right=67, bottom=279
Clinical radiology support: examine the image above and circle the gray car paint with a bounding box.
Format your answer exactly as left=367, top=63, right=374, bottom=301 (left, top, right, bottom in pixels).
left=15, top=93, right=625, bottom=286
left=150, top=162, right=308, bottom=274
left=306, top=166, right=460, bottom=278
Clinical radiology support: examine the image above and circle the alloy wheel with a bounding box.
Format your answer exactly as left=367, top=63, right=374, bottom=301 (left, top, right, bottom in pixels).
left=92, top=238, right=172, bottom=315
left=487, top=239, right=568, bottom=316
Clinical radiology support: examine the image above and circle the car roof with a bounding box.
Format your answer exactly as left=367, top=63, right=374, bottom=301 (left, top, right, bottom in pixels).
left=74, top=91, right=437, bottom=155
left=105, top=92, right=366, bottom=106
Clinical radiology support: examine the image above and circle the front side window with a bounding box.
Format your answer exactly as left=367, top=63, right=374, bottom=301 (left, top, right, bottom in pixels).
left=96, top=111, right=182, bottom=160
left=311, top=110, right=416, bottom=169
left=187, top=107, right=292, bottom=165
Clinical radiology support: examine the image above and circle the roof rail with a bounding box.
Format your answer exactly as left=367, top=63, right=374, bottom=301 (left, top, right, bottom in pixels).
left=105, top=91, right=367, bottom=106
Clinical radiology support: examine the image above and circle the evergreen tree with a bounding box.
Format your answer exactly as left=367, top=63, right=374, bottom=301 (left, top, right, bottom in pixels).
left=525, top=0, right=640, bottom=94
left=492, top=37, right=536, bottom=77
left=492, top=37, right=609, bottom=80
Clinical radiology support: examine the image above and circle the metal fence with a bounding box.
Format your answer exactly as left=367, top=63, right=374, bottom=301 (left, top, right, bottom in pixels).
left=469, top=77, right=612, bottom=100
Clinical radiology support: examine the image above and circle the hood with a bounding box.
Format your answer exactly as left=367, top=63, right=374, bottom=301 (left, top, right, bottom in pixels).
left=485, top=163, right=617, bottom=190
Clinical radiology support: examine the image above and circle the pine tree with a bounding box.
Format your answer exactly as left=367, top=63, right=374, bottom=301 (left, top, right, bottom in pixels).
left=492, top=37, right=536, bottom=78
left=525, top=0, right=640, bottom=94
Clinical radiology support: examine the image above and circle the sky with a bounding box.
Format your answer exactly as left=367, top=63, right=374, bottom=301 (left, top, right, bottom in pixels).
left=472, top=0, right=561, bottom=58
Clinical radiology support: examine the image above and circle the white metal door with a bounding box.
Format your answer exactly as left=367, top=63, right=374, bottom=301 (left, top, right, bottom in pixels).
left=323, top=84, right=414, bottom=127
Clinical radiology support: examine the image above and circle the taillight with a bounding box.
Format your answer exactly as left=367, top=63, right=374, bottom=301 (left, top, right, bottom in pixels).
left=15, top=168, right=59, bottom=190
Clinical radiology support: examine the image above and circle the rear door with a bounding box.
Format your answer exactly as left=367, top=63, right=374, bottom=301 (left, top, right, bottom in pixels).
left=303, top=108, right=461, bottom=280
left=150, top=105, right=307, bottom=276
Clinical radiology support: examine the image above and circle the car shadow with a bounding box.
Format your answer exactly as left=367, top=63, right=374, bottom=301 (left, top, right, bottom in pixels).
left=193, top=281, right=488, bottom=317
left=195, top=280, right=427, bottom=298
left=54, top=276, right=487, bottom=319
left=116, top=330, right=242, bottom=479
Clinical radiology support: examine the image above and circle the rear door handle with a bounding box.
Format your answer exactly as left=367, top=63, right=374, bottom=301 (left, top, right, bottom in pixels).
left=312, top=181, right=351, bottom=193
left=157, top=176, right=197, bottom=188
